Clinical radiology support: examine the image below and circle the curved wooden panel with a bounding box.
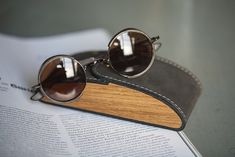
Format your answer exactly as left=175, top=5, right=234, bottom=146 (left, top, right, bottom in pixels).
left=42, top=83, right=182, bottom=129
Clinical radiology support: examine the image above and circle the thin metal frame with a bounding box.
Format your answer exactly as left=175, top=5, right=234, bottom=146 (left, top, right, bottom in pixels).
left=107, top=28, right=161, bottom=78
left=31, top=28, right=161, bottom=103
left=31, top=55, right=87, bottom=103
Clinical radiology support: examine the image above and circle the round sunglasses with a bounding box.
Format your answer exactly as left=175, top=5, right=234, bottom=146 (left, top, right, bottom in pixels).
left=31, top=28, right=161, bottom=103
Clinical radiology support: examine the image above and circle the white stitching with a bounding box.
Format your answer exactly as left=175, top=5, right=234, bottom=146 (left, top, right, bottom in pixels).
left=93, top=65, right=187, bottom=120
left=156, top=56, right=202, bottom=89
left=87, top=77, right=98, bottom=81
left=87, top=56, right=201, bottom=121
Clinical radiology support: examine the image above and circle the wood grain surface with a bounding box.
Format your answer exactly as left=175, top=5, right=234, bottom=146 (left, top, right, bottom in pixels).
left=42, top=83, right=182, bottom=129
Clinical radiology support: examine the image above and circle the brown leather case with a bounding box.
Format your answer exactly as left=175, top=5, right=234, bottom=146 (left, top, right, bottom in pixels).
left=41, top=51, right=202, bottom=131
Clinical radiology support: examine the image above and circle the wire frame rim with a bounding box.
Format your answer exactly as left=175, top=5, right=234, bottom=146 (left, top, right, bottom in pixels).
left=107, top=28, right=155, bottom=78
left=38, top=55, right=87, bottom=103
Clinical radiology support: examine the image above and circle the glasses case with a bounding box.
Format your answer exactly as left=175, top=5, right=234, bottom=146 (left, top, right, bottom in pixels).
left=40, top=51, right=201, bottom=131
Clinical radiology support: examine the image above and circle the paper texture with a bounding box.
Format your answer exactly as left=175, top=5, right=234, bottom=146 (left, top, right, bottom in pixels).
left=0, top=29, right=201, bottom=157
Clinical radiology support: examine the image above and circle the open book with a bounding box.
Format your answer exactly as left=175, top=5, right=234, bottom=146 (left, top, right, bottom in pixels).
left=0, top=29, right=201, bottom=157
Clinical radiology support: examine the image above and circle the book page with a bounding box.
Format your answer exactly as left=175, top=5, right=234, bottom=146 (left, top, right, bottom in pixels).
left=0, top=30, right=201, bottom=157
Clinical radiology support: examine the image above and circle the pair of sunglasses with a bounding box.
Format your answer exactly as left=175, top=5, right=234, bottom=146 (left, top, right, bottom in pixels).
left=31, top=28, right=161, bottom=103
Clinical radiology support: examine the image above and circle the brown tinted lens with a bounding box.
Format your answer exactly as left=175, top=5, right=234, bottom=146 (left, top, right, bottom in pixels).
left=40, top=56, right=86, bottom=102
left=109, top=31, right=153, bottom=77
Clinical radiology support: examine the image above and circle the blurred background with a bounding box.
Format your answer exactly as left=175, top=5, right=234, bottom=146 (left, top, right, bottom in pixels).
left=1, top=0, right=235, bottom=156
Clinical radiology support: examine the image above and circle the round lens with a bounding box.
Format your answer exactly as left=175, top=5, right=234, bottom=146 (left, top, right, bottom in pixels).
left=39, top=56, right=86, bottom=102
left=108, top=30, right=153, bottom=77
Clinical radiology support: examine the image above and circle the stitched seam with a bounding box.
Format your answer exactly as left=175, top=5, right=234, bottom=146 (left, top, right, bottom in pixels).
left=87, top=77, right=98, bottom=81
left=156, top=56, right=202, bottom=89
left=94, top=65, right=187, bottom=120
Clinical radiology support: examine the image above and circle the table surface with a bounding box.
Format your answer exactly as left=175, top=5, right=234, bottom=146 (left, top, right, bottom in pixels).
left=1, top=0, right=235, bottom=156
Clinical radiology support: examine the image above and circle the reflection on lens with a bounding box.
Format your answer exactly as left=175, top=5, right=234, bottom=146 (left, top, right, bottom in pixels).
left=40, top=56, right=86, bottom=102
left=109, top=31, right=153, bottom=77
